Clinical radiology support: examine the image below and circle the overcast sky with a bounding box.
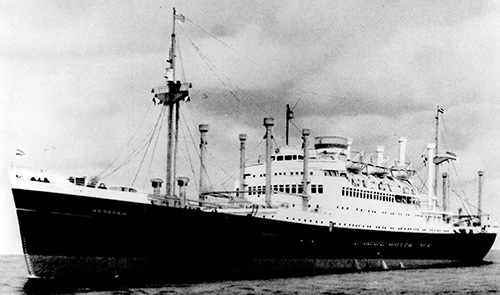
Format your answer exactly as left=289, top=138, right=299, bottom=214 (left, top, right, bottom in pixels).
left=1, top=0, right=500, bottom=254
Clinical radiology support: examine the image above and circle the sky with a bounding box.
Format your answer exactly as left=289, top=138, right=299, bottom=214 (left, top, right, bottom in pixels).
left=1, top=0, right=500, bottom=254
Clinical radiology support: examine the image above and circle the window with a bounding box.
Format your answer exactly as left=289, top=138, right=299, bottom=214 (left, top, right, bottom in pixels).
left=291, top=184, right=297, bottom=194
left=285, top=184, right=290, bottom=193
left=277, top=156, right=284, bottom=161
left=311, top=184, right=317, bottom=194
left=298, top=184, right=303, bottom=194
left=279, top=184, right=284, bottom=192
left=293, top=155, right=297, bottom=160
left=285, top=155, right=293, bottom=161
left=318, top=184, right=323, bottom=194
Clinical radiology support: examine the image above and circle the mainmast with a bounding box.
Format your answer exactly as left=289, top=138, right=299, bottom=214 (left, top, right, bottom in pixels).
left=165, top=8, right=176, bottom=196
left=151, top=8, right=190, bottom=198
left=171, top=8, right=179, bottom=197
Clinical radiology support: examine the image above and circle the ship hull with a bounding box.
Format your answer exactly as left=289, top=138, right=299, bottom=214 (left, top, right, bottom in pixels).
left=13, top=188, right=496, bottom=280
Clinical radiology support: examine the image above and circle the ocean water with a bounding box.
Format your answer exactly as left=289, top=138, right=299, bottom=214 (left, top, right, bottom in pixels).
left=1, top=252, right=499, bottom=294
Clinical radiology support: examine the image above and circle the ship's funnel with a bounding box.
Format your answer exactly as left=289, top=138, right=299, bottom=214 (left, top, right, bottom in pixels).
left=398, top=137, right=407, bottom=167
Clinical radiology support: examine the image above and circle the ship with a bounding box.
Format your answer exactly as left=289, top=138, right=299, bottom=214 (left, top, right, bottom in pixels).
left=9, top=9, right=498, bottom=281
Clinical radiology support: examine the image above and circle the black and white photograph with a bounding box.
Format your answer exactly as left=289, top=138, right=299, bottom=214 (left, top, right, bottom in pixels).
left=1, top=1, right=499, bottom=294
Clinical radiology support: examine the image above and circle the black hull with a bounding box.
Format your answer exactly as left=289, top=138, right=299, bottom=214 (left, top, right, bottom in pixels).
left=13, top=188, right=496, bottom=280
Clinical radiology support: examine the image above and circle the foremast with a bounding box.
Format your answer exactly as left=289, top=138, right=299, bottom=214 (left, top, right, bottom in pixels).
left=152, top=8, right=191, bottom=198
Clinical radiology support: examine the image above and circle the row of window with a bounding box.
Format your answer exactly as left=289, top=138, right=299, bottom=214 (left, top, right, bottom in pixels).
left=271, top=155, right=304, bottom=161
left=342, top=187, right=417, bottom=204
left=250, top=171, right=314, bottom=178
left=336, top=206, right=447, bottom=224
left=281, top=217, right=449, bottom=233
left=246, top=184, right=324, bottom=195
left=252, top=170, right=352, bottom=178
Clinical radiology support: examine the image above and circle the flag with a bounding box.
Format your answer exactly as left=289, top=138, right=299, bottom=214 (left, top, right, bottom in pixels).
left=15, top=149, right=25, bottom=156
left=175, top=14, right=185, bottom=22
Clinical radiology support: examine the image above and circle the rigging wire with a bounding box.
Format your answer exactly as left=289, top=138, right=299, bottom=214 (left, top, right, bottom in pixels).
left=184, top=16, right=233, bottom=52
left=178, top=26, right=273, bottom=191
left=180, top=109, right=202, bottom=196
left=183, top=34, right=240, bottom=102
left=178, top=26, right=271, bottom=115
left=142, top=105, right=168, bottom=189
left=100, top=107, right=161, bottom=181
left=290, top=120, right=302, bottom=134
left=184, top=15, right=354, bottom=112
left=180, top=116, right=199, bottom=195
left=176, top=34, right=187, bottom=83
left=449, top=161, right=477, bottom=215
left=180, top=15, right=362, bottom=132
left=99, top=128, right=154, bottom=181
left=131, top=104, right=167, bottom=186
left=206, top=150, right=235, bottom=191
left=294, top=89, right=352, bottom=101
left=98, top=103, right=153, bottom=178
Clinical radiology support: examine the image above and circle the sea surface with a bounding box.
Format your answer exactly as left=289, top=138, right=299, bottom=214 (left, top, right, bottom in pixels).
left=1, top=252, right=499, bottom=295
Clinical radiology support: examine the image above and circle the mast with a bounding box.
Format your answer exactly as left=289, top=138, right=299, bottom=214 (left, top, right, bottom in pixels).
left=285, top=104, right=294, bottom=145
left=427, top=143, right=436, bottom=209
left=151, top=8, right=190, bottom=198
left=165, top=8, right=177, bottom=196
left=302, top=128, right=310, bottom=210
left=239, top=134, right=247, bottom=199
left=172, top=8, right=180, bottom=196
